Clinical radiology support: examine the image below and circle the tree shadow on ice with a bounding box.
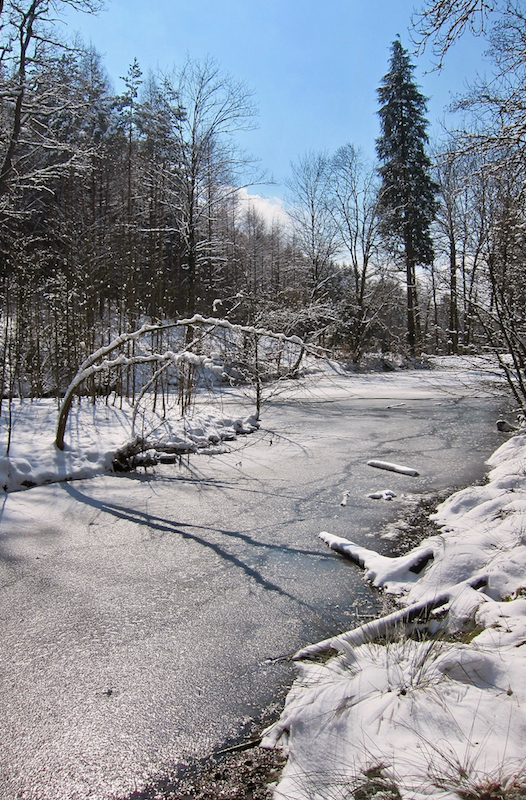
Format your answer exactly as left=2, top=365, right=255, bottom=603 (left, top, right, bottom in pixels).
left=121, top=453, right=311, bottom=505
left=62, top=482, right=330, bottom=615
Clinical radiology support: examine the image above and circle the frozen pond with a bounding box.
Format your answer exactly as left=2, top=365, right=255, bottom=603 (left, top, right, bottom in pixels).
left=0, top=370, right=510, bottom=799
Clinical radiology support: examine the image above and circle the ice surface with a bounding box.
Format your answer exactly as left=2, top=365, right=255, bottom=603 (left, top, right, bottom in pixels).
left=1, top=355, right=521, bottom=800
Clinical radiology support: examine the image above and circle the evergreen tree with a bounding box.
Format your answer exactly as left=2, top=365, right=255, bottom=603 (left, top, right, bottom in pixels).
left=376, top=39, right=438, bottom=356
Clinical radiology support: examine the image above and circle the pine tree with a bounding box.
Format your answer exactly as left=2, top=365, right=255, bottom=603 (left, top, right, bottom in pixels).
left=376, top=39, right=438, bottom=356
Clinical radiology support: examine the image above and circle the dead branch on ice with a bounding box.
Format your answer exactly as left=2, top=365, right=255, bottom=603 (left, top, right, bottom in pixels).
left=367, top=459, right=419, bottom=476
left=292, top=531, right=488, bottom=660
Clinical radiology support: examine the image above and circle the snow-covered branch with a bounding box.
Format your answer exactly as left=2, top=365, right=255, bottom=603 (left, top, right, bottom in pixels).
left=55, top=316, right=320, bottom=450
left=293, top=530, right=490, bottom=660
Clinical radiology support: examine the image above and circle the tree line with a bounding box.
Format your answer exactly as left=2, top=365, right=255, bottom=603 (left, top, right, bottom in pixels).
left=2, top=0, right=526, bottom=408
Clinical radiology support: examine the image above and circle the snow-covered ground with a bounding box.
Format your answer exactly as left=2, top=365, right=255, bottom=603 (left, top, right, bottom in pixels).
left=1, top=354, right=521, bottom=799
left=261, top=371, right=526, bottom=798
left=0, top=353, right=499, bottom=495
left=0, top=395, right=259, bottom=493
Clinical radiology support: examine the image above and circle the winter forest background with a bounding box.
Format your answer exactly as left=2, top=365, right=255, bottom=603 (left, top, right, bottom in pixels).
left=3, top=0, right=526, bottom=412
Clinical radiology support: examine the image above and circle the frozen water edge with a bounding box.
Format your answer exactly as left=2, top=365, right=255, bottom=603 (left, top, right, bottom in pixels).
left=0, top=397, right=259, bottom=493
left=262, top=430, right=526, bottom=800
left=0, top=354, right=502, bottom=494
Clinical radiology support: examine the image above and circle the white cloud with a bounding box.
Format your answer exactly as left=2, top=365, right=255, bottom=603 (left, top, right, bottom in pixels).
left=236, top=187, right=291, bottom=229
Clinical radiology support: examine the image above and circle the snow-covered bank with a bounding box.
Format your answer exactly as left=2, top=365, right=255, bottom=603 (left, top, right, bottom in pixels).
left=262, top=433, right=526, bottom=800
left=0, top=398, right=258, bottom=493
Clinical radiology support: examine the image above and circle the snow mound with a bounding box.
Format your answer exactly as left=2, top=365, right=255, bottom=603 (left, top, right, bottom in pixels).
left=368, top=489, right=397, bottom=500
left=0, top=399, right=259, bottom=492
left=262, top=637, right=526, bottom=800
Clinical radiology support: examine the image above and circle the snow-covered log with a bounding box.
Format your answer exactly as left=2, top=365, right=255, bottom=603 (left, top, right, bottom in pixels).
left=293, top=530, right=491, bottom=660
left=320, top=531, right=435, bottom=587
left=294, top=574, right=488, bottom=661
left=367, top=459, right=419, bottom=476
left=293, top=599, right=448, bottom=661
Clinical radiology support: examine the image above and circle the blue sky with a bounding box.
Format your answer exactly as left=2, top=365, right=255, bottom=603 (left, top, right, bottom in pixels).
left=62, top=0, right=490, bottom=200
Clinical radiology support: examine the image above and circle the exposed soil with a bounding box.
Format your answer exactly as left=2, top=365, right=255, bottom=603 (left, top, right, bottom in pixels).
left=125, top=698, right=288, bottom=800
left=380, top=488, right=459, bottom=556
left=152, top=746, right=287, bottom=799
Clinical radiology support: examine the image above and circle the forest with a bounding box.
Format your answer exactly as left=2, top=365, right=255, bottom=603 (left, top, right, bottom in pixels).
left=2, top=0, right=526, bottom=410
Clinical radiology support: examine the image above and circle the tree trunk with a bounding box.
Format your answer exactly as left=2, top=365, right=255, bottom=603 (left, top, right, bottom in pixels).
left=449, top=237, right=459, bottom=354
left=405, top=227, right=419, bottom=357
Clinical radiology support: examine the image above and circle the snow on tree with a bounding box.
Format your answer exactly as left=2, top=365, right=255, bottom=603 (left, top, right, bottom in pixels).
left=54, top=315, right=321, bottom=453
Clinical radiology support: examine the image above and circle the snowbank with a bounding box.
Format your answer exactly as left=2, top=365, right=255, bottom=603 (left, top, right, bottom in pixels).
left=262, top=434, right=526, bottom=799
left=0, top=398, right=259, bottom=493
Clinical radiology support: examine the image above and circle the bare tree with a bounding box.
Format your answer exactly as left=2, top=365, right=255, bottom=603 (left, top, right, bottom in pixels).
left=413, top=0, right=526, bottom=406
left=160, top=57, right=259, bottom=316
left=325, top=144, right=385, bottom=362
left=286, top=151, right=339, bottom=300
left=0, top=0, right=102, bottom=201
left=434, top=144, right=489, bottom=352
left=412, top=0, right=498, bottom=65
left=478, top=157, right=526, bottom=407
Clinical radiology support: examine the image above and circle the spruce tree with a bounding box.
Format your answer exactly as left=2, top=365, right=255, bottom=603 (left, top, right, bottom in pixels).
left=376, top=39, right=438, bottom=356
